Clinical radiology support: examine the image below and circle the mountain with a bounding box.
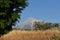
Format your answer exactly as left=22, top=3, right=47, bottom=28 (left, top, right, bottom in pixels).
left=17, top=17, right=43, bottom=30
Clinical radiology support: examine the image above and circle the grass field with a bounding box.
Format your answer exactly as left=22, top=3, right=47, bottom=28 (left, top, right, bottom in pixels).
left=0, top=29, right=60, bottom=40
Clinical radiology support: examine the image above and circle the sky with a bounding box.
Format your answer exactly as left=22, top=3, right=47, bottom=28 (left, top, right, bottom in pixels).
left=18, top=0, right=60, bottom=24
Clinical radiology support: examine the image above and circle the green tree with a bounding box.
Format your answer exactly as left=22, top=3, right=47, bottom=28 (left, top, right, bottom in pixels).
left=0, top=0, right=28, bottom=35
left=53, top=23, right=59, bottom=27
left=34, top=21, right=44, bottom=30
left=43, top=23, right=52, bottom=29
left=34, top=21, right=60, bottom=30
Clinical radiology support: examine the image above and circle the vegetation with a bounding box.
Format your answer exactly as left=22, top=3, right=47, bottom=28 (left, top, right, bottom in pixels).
left=34, top=21, right=60, bottom=30
left=0, top=0, right=28, bottom=35
left=52, top=34, right=60, bottom=40
left=0, top=29, right=60, bottom=40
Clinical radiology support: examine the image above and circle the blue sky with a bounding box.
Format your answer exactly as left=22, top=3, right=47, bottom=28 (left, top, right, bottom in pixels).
left=19, top=0, right=60, bottom=23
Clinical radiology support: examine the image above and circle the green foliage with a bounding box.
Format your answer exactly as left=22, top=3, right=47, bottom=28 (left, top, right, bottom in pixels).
left=34, top=22, right=43, bottom=30
left=0, top=0, right=28, bottom=35
left=34, top=21, right=59, bottom=30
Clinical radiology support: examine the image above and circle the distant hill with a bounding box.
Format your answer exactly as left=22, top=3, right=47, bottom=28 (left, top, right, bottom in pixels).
left=13, top=17, right=60, bottom=30
left=17, top=17, right=44, bottom=30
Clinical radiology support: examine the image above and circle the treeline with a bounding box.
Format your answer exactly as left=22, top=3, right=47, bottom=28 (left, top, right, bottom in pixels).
left=34, top=21, right=60, bottom=30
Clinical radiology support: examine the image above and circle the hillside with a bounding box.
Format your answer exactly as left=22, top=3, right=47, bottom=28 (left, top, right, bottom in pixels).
left=0, top=29, right=60, bottom=40
left=17, top=17, right=44, bottom=30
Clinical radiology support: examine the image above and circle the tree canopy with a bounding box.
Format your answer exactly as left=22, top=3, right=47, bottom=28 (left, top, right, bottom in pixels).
left=0, top=0, right=28, bottom=35
left=34, top=21, right=60, bottom=30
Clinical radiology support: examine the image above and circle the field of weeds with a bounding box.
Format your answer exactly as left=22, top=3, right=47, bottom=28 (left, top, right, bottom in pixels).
left=0, top=29, right=60, bottom=40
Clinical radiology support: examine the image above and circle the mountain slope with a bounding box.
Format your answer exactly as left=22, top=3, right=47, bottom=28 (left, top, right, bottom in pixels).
left=17, top=17, right=43, bottom=30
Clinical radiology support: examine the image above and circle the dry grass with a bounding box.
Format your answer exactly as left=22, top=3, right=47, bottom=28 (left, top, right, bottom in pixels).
left=0, top=29, right=60, bottom=40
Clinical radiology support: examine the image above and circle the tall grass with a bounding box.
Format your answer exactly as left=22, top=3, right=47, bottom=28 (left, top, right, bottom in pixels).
left=0, top=29, right=60, bottom=40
